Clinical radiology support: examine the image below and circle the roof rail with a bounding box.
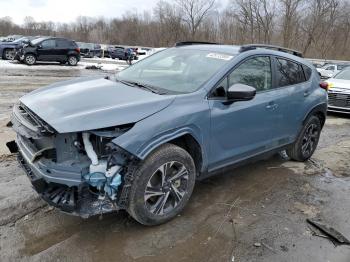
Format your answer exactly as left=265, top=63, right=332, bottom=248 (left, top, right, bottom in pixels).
left=175, top=41, right=219, bottom=47
left=239, top=44, right=303, bottom=57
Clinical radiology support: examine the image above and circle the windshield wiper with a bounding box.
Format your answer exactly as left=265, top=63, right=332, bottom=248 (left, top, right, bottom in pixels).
left=116, top=78, right=165, bottom=94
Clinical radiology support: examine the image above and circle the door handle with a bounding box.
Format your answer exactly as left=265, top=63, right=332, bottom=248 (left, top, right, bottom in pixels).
left=266, top=102, right=278, bottom=110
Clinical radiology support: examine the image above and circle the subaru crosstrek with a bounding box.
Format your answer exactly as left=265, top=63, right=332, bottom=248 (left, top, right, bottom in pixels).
left=7, top=43, right=327, bottom=225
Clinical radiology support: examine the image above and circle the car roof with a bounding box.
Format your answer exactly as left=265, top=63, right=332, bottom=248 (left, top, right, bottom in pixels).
left=176, top=44, right=241, bottom=55
left=175, top=44, right=309, bottom=65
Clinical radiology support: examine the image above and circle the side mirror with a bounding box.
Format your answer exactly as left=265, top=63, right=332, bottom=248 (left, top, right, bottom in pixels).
left=37, top=44, right=42, bottom=49
left=227, top=83, right=256, bottom=101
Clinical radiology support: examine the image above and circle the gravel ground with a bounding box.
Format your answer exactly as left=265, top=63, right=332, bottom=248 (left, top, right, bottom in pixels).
left=0, top=61, right=350, bottom=262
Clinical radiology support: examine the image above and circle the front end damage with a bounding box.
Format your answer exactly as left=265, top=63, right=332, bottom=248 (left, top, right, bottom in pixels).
left=8, top=103, right=138, bottom=218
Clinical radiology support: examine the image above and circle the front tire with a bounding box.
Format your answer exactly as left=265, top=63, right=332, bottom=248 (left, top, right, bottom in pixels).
left=287, top=115, right=321, bottom=161
left=24, top=54, right=36, bottom=65
left=128, top=144, right=196, bottom=226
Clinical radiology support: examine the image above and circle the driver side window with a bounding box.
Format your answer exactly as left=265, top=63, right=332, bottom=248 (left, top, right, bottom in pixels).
left=41, top=39, right=56, bottom=48
left=229, top=56, right=272, bottom=92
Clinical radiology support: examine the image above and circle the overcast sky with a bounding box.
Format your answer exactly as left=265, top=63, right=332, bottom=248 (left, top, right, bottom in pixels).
left=0, top=0, right=173, bottom=24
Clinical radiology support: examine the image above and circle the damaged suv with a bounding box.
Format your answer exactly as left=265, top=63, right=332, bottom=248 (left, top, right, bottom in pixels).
left=8, top=43, right=327, bottom=225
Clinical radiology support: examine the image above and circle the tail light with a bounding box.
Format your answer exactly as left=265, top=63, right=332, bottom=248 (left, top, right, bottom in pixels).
left=75, top=47, right=80, bottom=53
left=319, top=82, right=329, bottom=91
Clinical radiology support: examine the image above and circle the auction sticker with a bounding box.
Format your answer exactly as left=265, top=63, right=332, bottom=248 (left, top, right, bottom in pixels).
left=206, top=53, right=233, bottom=60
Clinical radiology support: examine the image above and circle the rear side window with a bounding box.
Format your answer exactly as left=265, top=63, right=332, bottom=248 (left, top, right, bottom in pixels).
left=302, top=65, right=312, bottom=81
left=325, top=65, right=335, bottom=71
left=276, top=58, right=305, bottom=87
left=56, top=39, right=69, bottom=48
left=228, top=56, right=272, bottom=92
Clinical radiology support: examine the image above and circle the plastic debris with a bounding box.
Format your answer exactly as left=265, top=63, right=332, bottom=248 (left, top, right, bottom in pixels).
left=307, top=219, right=350, bottom=246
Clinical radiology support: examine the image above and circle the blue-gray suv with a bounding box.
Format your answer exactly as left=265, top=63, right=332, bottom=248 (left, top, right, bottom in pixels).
left=7, top=43, right=327, bottom=225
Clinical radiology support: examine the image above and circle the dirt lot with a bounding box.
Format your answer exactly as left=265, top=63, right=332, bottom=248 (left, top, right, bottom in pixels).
left=0, top=61, right=350, bottom=262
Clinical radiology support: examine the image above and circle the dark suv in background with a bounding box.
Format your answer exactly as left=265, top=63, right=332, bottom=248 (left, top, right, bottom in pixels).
left=108, top=46, right=137, bottom=60
left=16, top=37, right=80, bottom=66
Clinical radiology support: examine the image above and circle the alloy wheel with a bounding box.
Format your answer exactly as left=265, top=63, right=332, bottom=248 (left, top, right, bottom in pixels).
left=25, top=55, right=35, bottom=65
left=144, top=161, right=189, bottom=215
left=301, top=123, right=319, bottom=157
left=68, top=56, right=77, bottom=65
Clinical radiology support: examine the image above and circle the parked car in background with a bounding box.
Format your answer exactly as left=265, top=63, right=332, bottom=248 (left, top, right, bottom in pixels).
left=0, top=36, right=38, bottom=60
left=16, top=37, right=80, bottom=66
left=108, top=46, right=137, bottom=60
left=3, top=35, right=23, bottom=42
left=8, top=43, right=327, bottom=226
left=317, top=63, right=350, bottom=78
left=324, top=68, right=350, bottom=114
left=312, top=63, right=323, bottom=68
left=77, top=42, right=101, bottom=58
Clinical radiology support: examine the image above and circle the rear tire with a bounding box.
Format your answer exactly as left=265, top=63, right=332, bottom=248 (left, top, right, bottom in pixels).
left=128, top=143, right=196, bottom=226
left=287, top=115, right=321, bottom=161
left=67, top=55, right=78, bottom=66
left=24, top=54, right=36, bottom=65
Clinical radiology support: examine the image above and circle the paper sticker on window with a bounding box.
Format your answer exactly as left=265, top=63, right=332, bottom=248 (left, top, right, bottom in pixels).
left=206, top=53, right=233, bottom=61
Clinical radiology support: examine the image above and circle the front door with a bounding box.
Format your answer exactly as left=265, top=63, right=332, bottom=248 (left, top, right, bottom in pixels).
left=208, top=56, right=283, bottom=171
left=37, top=39, right=56, bottom=61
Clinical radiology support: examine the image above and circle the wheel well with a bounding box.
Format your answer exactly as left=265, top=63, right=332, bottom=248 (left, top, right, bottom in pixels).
left=25, top=53, right=36, bottom=57
left=168, top=134, right=203, bottom=175
left=314, top=111, right=326, bottom=127
left=2, top=48, right=13, bottom=57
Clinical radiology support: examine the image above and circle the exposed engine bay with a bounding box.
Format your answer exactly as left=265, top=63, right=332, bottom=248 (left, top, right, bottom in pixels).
left=8, top=103, right=138, bottom=217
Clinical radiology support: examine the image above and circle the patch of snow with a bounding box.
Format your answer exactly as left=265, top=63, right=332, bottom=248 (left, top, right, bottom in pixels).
left=0, top=59, right=128, bottom=72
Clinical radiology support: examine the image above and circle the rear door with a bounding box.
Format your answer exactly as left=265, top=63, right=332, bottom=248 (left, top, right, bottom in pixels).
left=272, top=56, right=311, bottom=141
left=37, top=39, right=56, bottom=61
left=56, top=39, right=70, bottom=60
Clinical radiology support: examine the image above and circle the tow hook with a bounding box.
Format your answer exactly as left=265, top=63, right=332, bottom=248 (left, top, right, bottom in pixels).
left=6, top=140, right=18, bottom=153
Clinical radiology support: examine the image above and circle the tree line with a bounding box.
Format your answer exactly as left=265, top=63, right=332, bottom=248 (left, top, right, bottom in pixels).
left=0, top=0, right=349, bottom=59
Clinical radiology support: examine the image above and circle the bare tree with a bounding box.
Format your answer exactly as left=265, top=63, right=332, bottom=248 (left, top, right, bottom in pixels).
left=1, top=0, right=350, bottom=59
left=175, top=0, right=216, bottom=38
left=279, top=0, right=303, bottom=47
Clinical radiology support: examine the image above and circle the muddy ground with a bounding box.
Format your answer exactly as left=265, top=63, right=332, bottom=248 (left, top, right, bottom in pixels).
left=0, top=62, right=350, bottom=262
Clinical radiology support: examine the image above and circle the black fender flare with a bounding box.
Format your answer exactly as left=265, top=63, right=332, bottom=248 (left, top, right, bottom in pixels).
left=302, top=102, right=327, bottom=128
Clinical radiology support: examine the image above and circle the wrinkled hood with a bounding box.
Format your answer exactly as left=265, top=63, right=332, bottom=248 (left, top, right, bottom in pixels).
left=20, top=76, right=175, bottom=133
left=326, top=78, right=350, bottom=91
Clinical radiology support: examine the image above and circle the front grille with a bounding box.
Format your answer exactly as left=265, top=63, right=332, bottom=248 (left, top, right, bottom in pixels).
left=328, top=92, right=350, bottom=108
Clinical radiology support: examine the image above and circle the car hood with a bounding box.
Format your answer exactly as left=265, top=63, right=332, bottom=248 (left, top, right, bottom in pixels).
left=326, top=78, right=350, bottom=91
left=20, top=76, right=176, bottom=133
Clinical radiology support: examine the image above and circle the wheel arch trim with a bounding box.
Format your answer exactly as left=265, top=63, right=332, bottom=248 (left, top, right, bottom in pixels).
left=302, top=102, right=327, bottom=127
left=135, top=126, right=208, bottom=173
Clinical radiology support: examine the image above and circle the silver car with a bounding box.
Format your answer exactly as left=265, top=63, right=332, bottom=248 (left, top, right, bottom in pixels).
left=326, top=69, right=350, bottom=114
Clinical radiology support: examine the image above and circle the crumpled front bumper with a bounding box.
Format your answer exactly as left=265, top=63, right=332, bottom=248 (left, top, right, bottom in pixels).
left=15, top=146, right=119, bottom=217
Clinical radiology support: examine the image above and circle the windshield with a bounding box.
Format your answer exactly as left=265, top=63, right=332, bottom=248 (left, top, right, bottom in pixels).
left=31, top=37, right=48, bottom=45
left=117, top=48, right=234, bottom=94
left=334, top=69, right=350, bottom=80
